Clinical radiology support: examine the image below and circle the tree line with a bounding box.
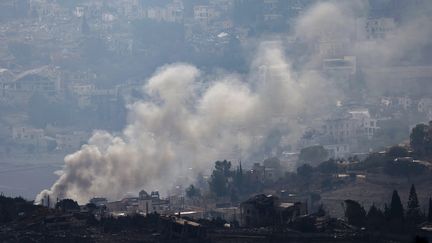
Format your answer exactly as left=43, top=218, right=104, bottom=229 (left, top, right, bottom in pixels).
left=345, top=185, right=432, bottom=232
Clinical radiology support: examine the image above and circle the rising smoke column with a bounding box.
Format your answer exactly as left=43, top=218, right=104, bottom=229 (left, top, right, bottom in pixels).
left=37, top=41, right=335, bottom=204
left=37, top=0, right=432, bottom=204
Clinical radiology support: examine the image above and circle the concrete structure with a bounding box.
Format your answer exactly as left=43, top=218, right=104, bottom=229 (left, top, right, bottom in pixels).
left=0, top=66, right=62, bottom=105
left=323, top=56, right=357, bottom=75
left=357, top=17, right=396, bottom=40
left=322, top=109, right=378, bottom=144
left=193, top=5, right=218, bottom=25
left=12, top=126, right=45, bottom=147
left=55, top=131, right=89, bottom=151
left=240, top=194, right=307, bottom=227
left=324, top=144, right=350, bottom=159
left=89, top=197, right=108, bottom=207
left=106, top=190, right=169, bottom=216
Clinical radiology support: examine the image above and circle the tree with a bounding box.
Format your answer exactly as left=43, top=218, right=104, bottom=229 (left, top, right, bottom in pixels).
left=384, top=160, right=426, bottom=177
left=297, top=164, right=313, bottom=177
left=390, top=190, right=404, bottom=220
left=366, top=204, right=385, bottom=231
left=185, top=184, right=201, bottom=198
left=317, top=159, right=339, bottom=174
left=388, top=190, right=405, bottom=232
left=406, top=184, right=422, bottom=225
left=299, top=145, right=328, bottom=165
left=233, top=162, right=244, bottom=193
left=55, top=199, right=80, bottom=212
left=209, top=160, right=232, bottom=197
left=215, top=160, right=232, bottom=177
left=387, top=146, right=409, bottom=159
left=410, top=123, right=432, bottom=156
left=344, top=200, right=366, bottom=227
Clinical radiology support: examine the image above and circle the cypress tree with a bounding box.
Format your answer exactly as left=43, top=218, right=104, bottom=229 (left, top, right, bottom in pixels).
left=406, top=184, right=422, bottom=224
left=407, top=184, right=420, bottom=210
left=366, top=204, right=385, bottom=230
left=389, top=190, right=405, bottom=232
left=390, top=190, right=404, bottom=220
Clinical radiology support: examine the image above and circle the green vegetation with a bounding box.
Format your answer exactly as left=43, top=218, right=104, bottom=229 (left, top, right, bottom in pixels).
left=55, top=198, right=80, bottom=212
left=0, top=195, right=42, bottom=224
left=299, top=145, right=329, bottom=166
left=410, top=122, right=432, bottom=158
left=344, top=199, right=366, bottom=227
left=208, top=160, right=232, bottom=197
left=344, top=186, right=428, bottom=233
left=386, top=145, right=409, bottom=159
left=406, top=184, right=423, bottom=226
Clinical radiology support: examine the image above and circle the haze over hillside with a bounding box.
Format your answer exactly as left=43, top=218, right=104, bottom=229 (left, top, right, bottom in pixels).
left=0, top=0, right=431, bottom=204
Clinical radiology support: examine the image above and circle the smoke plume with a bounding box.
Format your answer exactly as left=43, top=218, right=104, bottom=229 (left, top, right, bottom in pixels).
left=37, top=0, right=432, bottom=204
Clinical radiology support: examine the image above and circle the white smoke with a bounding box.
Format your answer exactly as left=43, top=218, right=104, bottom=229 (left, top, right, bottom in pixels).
left=37, top=0, right=432, bottom=204
left=295, top=0, right=432, bottom=67
left=37, top=41, right=335, bottom=204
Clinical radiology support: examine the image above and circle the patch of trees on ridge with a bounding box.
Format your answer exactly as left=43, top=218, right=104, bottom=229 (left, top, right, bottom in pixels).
left=345, top=185, right=432, bottom=233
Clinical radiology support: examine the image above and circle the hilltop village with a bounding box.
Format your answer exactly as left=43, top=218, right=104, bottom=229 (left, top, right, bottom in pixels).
left=0, top=0, right=432, bottom=200
left=0, top=1, right=432, bottom=242
left=0, top=122, right=431, bottom=242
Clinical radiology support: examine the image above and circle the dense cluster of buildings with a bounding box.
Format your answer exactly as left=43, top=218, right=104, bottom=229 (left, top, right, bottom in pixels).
left=0, top=0, right=430, bottom=158
left=40, top=189, right=309, bottom=231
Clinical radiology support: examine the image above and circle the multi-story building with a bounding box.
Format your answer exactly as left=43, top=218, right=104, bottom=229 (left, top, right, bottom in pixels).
left=12, top=126, right=46, bottom=148
left=322, top=109, right=378, bottom=145
left=357, top=17, right=396, bottom=40
left=55, top=131, right=89, bottom=151
left=418, top=98, right=432, bottom=113
left=0, top=66, right=63, bottom=105
left=324, top=144, right=350, bottom=159
left=193, top=5, right=218, bottom=25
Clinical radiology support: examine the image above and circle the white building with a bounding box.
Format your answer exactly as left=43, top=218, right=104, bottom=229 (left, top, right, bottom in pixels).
left=418, top=98, right=432, bottom=113
left=193, top=5, right=218, bottom=25
left=12, top=126, right=46, bottom=147
left=322, top=109, right=378, bottom=144
left=348, top=110, right=378, bottom=139
left=324, top=144, right=350, bottom=159
left=395, top=96, right=412, bottom=110
left=323, top=56, right=357, bottom=75
left=0, top=66, right=62, bottom=105
left=360, top=18, right=396, bottom=39
left=55, top=131, right=89, bottom=151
